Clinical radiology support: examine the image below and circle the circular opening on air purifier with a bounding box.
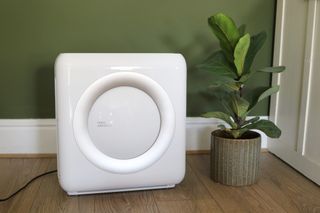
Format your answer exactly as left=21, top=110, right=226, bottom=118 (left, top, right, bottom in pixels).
left=87, top=86, right=161, bottom=160
left=73, top=72, right=175, bottom=174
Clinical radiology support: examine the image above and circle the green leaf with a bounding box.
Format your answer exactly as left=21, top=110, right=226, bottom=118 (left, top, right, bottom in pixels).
left=220, top=98, right=236, bottom=119
left=206, top=77, right=236, bottom=88
left=238, top=24, right=246, bottom=36
left=223, top=82, right=242, bottom=91
left=218, top=124, right=227, bottom=130
left=243, top=31, right=267, bottom=73
left=246, top=116, right=260, bottom=124
left=230, top=94, right=250, bottom=119
left=245, top=120, right=281, bottom=138
left=249, top=86, right=280, bottom=111
left=242, top=86, right=267, bottom=107
left=202, top=111, right=237, bottom=129
left=205, top=89, right=237, bottom=122
left=234, top=33, right=251, bottom=76
left=209, top=81, right=242, bottom=92
left=239, top=69, right=256, bottom=83
left=198, top=51, right=238, bottom=78
left=208, top=77, right=237, bottom=90
left=209, top=13, right=240, bottom=47
left=239, top=32, right=269, bottom=81
left=208, top=13, right=241, bottom=61
left=258, top=66, right=285, bottom=73
left=209, top=23, right=233, bottom=59
left=242, top=116, right=260, bottom=126
left=257, top=86, right=280, bottom=102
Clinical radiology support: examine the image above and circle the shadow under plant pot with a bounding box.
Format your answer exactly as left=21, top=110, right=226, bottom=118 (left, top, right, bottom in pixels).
left=210, top=130, right=261, bottom=186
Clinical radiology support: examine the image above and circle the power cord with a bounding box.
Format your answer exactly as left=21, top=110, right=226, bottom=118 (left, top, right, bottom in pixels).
left=0, top=170, right=57, bottom=202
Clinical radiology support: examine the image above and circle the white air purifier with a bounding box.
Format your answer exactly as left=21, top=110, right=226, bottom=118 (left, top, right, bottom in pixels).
left=55, top=53, right=186, bottom=195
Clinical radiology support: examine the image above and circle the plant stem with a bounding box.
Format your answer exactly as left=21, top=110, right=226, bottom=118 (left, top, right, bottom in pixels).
left=239, top=84, right=243, bottom=97
left=235, top=83, right=244, bottom=129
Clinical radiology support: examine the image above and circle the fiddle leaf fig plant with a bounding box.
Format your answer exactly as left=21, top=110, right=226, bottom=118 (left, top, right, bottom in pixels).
left=199, top=13, right=285, bottom=139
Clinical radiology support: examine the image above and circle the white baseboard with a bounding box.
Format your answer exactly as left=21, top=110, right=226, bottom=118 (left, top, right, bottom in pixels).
left=186, top=117, right=268, bottom=151
left=0, top=117, right=268, bottom=154
left=0, top=119, right=56, bottom=154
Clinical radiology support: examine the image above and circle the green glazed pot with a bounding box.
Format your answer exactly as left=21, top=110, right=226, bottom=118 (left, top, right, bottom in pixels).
left=210, top=130, right=261, bottom=186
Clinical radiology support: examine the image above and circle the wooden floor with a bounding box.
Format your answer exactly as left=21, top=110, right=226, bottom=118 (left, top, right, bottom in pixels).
left=0, top=153, right=319, bottom=213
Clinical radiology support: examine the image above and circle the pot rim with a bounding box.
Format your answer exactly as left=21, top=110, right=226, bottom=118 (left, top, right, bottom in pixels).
left=211, top=129, right=261, bottom=141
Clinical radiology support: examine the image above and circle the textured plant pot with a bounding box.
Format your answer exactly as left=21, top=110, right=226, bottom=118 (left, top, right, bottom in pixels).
left=210, top=130, right=261, bottom=186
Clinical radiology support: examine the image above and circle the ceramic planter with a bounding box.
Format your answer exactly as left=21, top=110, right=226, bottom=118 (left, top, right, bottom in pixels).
left=210, top=130, right=261, bottom=186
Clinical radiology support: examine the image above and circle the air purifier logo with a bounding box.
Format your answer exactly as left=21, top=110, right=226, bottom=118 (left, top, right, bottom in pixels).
left=96, top=112, right=113, bottom=127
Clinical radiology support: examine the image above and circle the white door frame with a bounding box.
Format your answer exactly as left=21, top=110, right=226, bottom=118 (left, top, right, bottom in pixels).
left=269, top=0, right=320, bottom=185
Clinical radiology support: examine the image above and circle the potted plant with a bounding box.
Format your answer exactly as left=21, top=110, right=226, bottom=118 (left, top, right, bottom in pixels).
left=199, top=13, right=285, bottom=186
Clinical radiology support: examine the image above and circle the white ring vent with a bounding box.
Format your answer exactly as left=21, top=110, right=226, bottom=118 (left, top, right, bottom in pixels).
left=73, top=72, right=175, bottom=174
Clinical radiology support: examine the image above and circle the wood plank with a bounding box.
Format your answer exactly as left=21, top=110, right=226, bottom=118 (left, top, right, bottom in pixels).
left=153, top=164, right=214, bottom=201
left=0, top=154, right=56, bottom=159
left=256, top=172, right=301, bottom=212
left=6, top=159, right=52, bottom=213
left=156, top=199, right=221, bottom=213
left=187, top=155, right=250, bottom=212
left=0, top=159, right=23, bottom=212
left=254, top=153, right=304, bottom=213
left=94, top=191, right=159, bottom=213
left=28, top=159, right=78, bottom=213
left=153, top=163, right=223, bottom=212
left=33, top=159, right=83, bottom=213
left=251, top=181, right=298, bottom=213
left=1, top=154, right=320, bottom=212
left=187, top=154, right=286, bottom=212
left=77, top=195, right=95, bottom=213
left=260, top=153, right=320, bottom=212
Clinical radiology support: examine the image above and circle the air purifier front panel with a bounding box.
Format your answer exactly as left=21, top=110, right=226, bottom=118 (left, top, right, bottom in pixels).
left=55, top=53, right=186, bottom=195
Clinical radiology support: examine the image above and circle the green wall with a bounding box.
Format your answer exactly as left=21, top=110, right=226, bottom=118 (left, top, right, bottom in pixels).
left=0, top=0, right=276, bottom=118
